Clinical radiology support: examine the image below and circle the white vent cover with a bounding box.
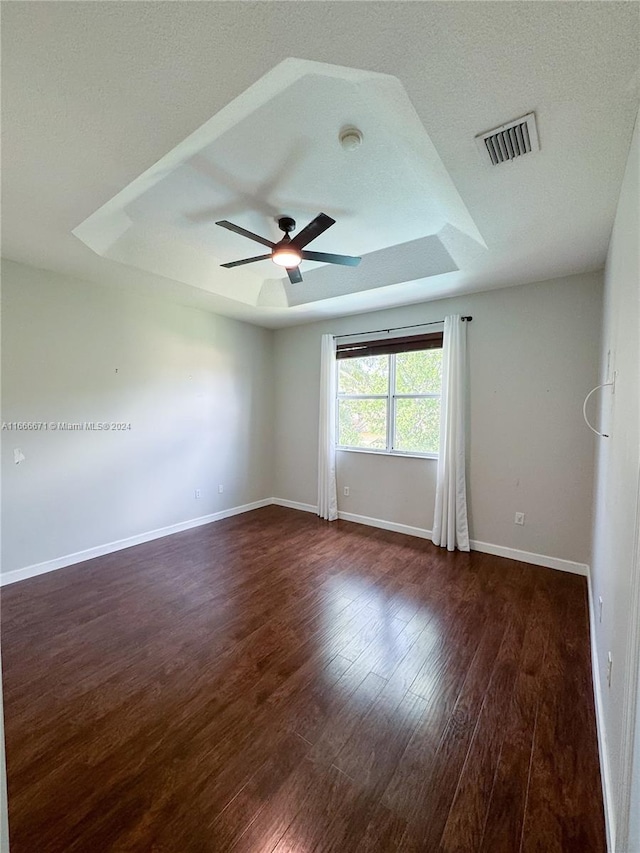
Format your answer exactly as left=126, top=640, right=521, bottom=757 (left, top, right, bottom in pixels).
left=475, top=113, right=539, bottom=165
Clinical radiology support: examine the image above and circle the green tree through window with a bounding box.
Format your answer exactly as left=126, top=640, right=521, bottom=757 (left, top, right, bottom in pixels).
left=337, top=347, right=442, bottom=455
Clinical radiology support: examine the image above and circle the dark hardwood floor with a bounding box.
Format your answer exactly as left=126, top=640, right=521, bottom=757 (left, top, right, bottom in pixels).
left=2, top=505, right=606, bottom=852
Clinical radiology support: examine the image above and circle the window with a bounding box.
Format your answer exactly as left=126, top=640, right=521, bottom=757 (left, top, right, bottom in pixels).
left=336, top=333, right=443, bottom=457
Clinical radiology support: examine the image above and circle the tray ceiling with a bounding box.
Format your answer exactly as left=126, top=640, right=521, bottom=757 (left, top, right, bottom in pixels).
left=1, top=2, right=638, bottom=327
left=72, top=59, right=484, bottom=309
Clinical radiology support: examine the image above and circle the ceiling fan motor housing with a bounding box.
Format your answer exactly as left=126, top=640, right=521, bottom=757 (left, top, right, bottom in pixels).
left=278, top=216, right=296, bottom=234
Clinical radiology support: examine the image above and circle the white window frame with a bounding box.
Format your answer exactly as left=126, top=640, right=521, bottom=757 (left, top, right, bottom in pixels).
left=336, top=349, right=442, bottom=459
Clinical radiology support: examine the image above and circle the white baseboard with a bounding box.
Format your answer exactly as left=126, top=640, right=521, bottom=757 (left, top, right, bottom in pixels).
left=271, top=497, right=317, bottom=514
left=271, top=503, right=588, bottom=576
left=0, top=499, right=272, bottom=587
left=469, top=539, right=589, bottom=576
left=1, top=497, right=590, bottom=587
left=336, top=510, right=433, bottom=541
left=587, top=573, right=615, bottom=852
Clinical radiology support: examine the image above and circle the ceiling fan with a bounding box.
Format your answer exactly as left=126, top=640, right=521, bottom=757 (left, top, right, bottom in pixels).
left=215, top=213, right=361, bottom=284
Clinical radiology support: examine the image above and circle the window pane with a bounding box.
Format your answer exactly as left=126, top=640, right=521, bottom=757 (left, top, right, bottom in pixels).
left=338, top=355, right=388, bottom=396
left=394, top=398, right=440, bottom=454
left=338, top=398, right=387, bottom=449
left=395, top=350, right=442, bottom=394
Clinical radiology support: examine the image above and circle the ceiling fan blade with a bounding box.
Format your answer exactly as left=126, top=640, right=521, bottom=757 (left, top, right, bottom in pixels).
left=301, top=250, right=361, bottom=267
left=216, top=220, right=274, bottom=249
left=287, top=266, right=303, bottom=284
left=290, top=213, right=335, bottom=249
left=221, top=254, right=272, bottom=268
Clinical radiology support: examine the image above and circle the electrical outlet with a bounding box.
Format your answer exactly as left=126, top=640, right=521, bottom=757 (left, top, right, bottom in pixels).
left=343, top=486, right=350, bottom=496
left=218, top=484, right=224, bottom=494
left=607, top=652, right=613, bottom=687
left=514, top=512, right=525, bottom=526
left=195, top=489, right=201, bottom=499
left=598, top=596, right=603, bottom=623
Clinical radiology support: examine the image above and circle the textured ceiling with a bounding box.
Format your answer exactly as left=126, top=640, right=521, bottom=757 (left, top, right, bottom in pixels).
left=72, top=59, right=482, bottom=309
left=1, top=2, right=638, bottom=327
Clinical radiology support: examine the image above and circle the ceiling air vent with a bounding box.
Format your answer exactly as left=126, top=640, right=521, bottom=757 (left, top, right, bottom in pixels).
left=475, top=112, right=539, bottom=165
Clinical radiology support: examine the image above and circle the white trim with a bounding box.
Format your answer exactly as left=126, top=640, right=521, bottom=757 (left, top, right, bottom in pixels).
left=336, top=447, right=438, bottom=461
left=587, top=572, right=616, bottom=852
left=0, top=499, right=272, bottom=587
left=271, top=497, right=317, bottom=514
left=1, top=497, right=591, bottom=586
left=617, top=467, right=640, bottom=853
left=336, top=348, right=443, bottom=459
left=316, top=508, right=589, bottom=575
left=468, top=539, right=588, bottom=576
left=337, top=510, right=433, bottom=540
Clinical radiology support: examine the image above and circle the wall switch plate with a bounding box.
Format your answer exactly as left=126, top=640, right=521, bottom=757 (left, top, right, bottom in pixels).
left=607, top=652, right=613, bottom=687
left=343, top=486, right=350, bottom=496
left=195, top=489, right=201, bottom=499
left=218, top=484, right=224, bottom=494
left=514, top=512, right=525, bottom=526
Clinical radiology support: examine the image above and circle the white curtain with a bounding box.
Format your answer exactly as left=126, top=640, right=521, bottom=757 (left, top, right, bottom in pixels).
left=317, top=334, right=338, bottom=521
left=432, top=315, right=470, bottom=551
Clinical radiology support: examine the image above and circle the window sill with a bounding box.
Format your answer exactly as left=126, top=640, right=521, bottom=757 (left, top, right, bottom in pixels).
left=336, top=447, right=438, bottom=461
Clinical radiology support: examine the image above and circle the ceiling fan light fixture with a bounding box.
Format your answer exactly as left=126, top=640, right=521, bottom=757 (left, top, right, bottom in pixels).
left=272, top=247, right=302, bottom=268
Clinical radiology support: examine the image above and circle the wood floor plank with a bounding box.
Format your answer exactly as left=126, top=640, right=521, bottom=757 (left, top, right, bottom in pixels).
left=352, top=803, right=409, bottom=853
left=439, top=594, right=532, bottom=851
left=478, top=576, right=554, bottom=853
left=306, top=670, right=388, bottom=765
left=520, top=575, right=606, bottom=853
left=198, top=731, right=311, bottom=851
left=1, top=506, right=605, bottom=852
left=268, top=760, right=363, bottom=853
left=334, top=687, right=428, bottom=797
left=228, top=756, right=325, bottom=853
left=380, top=607, right=506, bottom=826
left=390, top=556, right=534, bottom=850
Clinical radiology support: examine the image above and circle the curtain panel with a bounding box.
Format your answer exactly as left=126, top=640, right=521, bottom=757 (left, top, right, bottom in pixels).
left=317, top=334, right=338, bottom=521
left=432, top=315, right=470, bottom=552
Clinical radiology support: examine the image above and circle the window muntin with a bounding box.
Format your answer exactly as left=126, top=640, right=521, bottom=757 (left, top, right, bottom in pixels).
left=336, top=338, right=443, bottom=457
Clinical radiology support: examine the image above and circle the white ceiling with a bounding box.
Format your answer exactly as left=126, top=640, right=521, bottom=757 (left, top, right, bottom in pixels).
left=2, top=2, right=638, bottom=328
left=72, top=59, right=484, bottom=309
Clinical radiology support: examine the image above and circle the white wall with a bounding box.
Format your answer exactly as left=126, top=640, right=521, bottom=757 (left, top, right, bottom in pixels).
left=590, top=113, right=640, bottom=852
left=1, top=259, right=274, bottom=576
left=632, top=669, right=640, bottom=853
left=0, top=271, right=8, bottom=851
left=0, top=653, right=8, bottom=853
left=274, top=271, right=603, bottom=566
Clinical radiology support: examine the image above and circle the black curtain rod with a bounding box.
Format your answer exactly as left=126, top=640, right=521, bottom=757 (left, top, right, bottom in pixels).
left=333, top=316, right=472, bottom=340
